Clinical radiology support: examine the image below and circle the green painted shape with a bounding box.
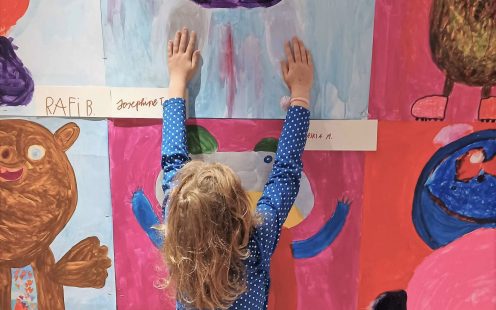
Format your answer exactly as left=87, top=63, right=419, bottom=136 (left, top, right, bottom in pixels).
left=186, top=125, right=218, bottom=154
left=254, top=137, right=278, bottom=153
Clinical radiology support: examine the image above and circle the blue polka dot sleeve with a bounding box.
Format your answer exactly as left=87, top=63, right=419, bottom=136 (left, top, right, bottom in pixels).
left=256, top=105, right=310, bottom=262
left=161, top=97, right=190, bottom=204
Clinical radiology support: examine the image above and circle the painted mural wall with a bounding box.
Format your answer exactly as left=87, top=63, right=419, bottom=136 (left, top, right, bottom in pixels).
left=1, top=0, right=495, bottom=310
left=362, top=0, right=495, bottom=308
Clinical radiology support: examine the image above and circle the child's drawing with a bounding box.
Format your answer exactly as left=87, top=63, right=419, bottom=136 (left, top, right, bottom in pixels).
left=109, top=118, right=364, bottom=309
left=0, top=118, right=115, bottom=310
left=359, top=122, right=495, bottom=309
left=412, top=129, right=496, bottom=249
left=102, top=0, right=375, bottom=119
left=369, top=0, right=496, bottom=122
left=411, top=1, right=496, bottom=121
left=0, top=1, right=33, bottom=107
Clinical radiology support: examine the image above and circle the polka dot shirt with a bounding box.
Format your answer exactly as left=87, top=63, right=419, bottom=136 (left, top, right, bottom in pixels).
left=161, top=98, right=310, bottom=310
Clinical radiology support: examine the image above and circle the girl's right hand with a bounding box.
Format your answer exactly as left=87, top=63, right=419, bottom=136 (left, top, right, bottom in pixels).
left=167, top=27, right=200, bottom=98
left=281, top=37, right=314, bottom=102
left=168, top=27, right=200, bottom=85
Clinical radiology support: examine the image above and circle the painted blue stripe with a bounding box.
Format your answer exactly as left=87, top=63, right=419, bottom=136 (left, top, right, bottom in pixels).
left=132, top=190, right=163, bottom=248
left=291, top=201, right=350, bottom=259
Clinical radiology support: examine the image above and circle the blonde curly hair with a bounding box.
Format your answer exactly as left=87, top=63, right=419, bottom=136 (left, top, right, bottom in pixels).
left=161, top=160, right=260, bottom=309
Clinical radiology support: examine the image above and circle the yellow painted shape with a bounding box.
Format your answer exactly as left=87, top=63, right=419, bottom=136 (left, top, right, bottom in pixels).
left=247, top=191, right=304, bottom=228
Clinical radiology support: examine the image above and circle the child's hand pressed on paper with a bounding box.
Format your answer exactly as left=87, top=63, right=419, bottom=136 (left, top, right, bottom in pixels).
left=281, top=37, right=314, bottom=108
left=167, top=27, right=200, bottom=97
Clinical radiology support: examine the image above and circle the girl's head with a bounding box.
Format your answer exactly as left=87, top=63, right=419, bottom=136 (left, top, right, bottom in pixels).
left=162, top=160, right=259, bottom=309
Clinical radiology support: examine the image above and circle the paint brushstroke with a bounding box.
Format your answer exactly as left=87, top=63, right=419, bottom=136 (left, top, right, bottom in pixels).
left=291, top=200, right=350, bottom=259
left=0, top=0, right=30, bottom=35
left=0, top=37, right=34, bottom=106
left=220, top=25, right=236, bottom=118
left=190, top=0, right=283, bottom=8
left=407, top=229, right=496, bottom=310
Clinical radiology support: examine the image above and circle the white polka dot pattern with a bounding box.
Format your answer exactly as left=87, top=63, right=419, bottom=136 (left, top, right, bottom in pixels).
left=161, top=98, right=310, bottom=310
left=161, top=97, right=190, bottom=218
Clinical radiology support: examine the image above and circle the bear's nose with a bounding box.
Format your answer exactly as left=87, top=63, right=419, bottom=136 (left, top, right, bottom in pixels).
left=0, top=146, right=15, bottom=162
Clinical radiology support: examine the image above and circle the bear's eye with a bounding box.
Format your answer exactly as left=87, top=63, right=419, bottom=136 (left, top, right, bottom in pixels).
left=27, top=145, right=46, bottom=161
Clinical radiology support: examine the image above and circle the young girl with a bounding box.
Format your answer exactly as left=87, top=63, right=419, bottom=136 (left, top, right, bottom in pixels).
left=161, top=27, right=313, bottom=310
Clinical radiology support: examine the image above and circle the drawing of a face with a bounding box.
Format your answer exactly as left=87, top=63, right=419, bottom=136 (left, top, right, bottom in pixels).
left=190, top=0, right=283, bottom=8
left=0, top=120, right=79, bottom=266
left=156, top=150, right=315, bottom=228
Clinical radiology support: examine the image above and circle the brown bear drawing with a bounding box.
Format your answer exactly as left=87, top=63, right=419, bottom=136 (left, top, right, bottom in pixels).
left=411, top=0, right=496, bottom=121
left=0, top=119, right=112, bottom=310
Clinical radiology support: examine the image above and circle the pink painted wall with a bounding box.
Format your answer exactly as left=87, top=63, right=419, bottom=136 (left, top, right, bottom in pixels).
left=108, top=118, right=365, bottom=309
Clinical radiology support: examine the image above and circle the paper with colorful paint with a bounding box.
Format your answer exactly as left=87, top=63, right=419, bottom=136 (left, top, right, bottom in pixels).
left=0, top=117, right=116, bottom=310
left=109, top=118, right=365, bottom=309
left=358, top=121, right=496, bottom=309
left=369, top=0, right=496, bottom=122
left=0, top=0, right=106, bottom=116
left=102, top=0, right=375, bottom=119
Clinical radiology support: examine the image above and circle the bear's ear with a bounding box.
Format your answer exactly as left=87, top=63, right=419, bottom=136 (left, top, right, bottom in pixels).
left=54, top=122, right=80, bottom=151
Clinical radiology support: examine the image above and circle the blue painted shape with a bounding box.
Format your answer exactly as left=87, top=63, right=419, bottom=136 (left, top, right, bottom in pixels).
left=291, top=200, right=350, bottom=259
left=428, top=142, right=496, bottom=221
left=412, top=129, right=496, bottom=249
left=132, top=190, right=164, bottom=248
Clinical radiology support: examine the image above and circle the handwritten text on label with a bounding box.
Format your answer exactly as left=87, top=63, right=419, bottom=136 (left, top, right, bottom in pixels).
left=45, top=96, right=94, bottom=117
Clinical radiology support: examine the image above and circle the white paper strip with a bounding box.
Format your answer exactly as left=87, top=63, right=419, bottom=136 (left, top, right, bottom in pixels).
left=110, top=87, right=168, bottom=118
left=305, top=120, right=378, bottom=151
left=1, top=86, right=378, bottom=151
left=33, top=86, right=110, bottom=118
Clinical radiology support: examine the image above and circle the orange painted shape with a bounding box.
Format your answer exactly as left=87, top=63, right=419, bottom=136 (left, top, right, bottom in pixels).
left=411, top=96, right=448, bottom=119
left=0, top=0, right=30, bottom=35
left=268, top=227, right=297, bottom=310
left=478, top=97, right=496, bottom=121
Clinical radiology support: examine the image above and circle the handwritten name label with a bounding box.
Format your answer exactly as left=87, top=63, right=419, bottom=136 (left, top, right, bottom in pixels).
left=45, top=96, right=95, bottom=117
left=115, top=97, right=164, bottom=111
left=33, top=86, right=110, bottom=118
left=32, top=86, right=169, bottom=118
left=110, top=88, right=168, bottom=118
left=304, top=120, right=377, bottom=151
left=307, top=132, right=333, bottom=140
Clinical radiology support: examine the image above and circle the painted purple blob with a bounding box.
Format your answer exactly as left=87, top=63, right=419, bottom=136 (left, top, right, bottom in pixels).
left=191, top=0, right=282, bottom=9
left=0, top=36, right=34, bottom=107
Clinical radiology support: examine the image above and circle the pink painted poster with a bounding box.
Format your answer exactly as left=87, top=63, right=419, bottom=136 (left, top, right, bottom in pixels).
left=369, top=0, right=496, bottom=122
left=358, top=121, right=495, bottom=309
left=108, top=118, right=365, bottom=309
